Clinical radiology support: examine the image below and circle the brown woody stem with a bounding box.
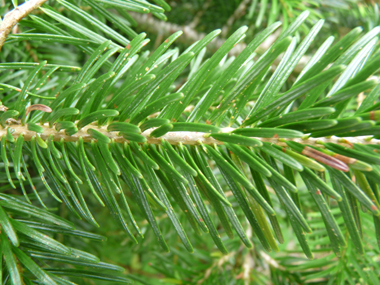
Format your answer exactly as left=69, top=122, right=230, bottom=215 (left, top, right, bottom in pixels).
left=0, top=0, right=48, bottom=51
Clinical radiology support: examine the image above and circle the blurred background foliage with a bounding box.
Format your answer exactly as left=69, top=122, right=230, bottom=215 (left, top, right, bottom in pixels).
left=135, top=0, right=380, bottom=53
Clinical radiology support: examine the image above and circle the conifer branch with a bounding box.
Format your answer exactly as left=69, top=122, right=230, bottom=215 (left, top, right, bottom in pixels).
left=0, top=0, right=48, bottom=51
left=1, top=1, right=380, bottom=283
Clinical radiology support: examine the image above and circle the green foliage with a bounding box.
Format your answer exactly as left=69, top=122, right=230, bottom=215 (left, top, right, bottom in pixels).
left=1, top=0, right=380, bottom=284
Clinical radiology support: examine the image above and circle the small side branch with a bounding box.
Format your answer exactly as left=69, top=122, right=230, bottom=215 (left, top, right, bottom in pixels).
left=129, top=12, right=247, bottom=57
left=0, top=0, right=48, bottom=51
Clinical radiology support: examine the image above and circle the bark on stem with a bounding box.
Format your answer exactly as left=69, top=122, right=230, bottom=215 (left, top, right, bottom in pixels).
left=2, top=123, right=379, bottom=147
left=0, top=0, right=48, bottom=51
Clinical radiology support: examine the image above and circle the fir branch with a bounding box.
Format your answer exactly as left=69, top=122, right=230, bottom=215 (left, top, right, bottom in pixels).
left=1, top=1, right=380, bottom=283
left=0, top=0, right=48, bottom=51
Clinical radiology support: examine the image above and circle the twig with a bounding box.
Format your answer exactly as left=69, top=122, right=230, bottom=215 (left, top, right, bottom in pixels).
left=188, top=0, right=212, bottom=29
left=1, top=123, right=379, bottom=147
left=221, top=0, right=251, bottom=37
left=129, top=12, right=247, bottom=57
left=260, top=251, right=286, bottom=270
left=0, top=0, right=48, bottom=51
